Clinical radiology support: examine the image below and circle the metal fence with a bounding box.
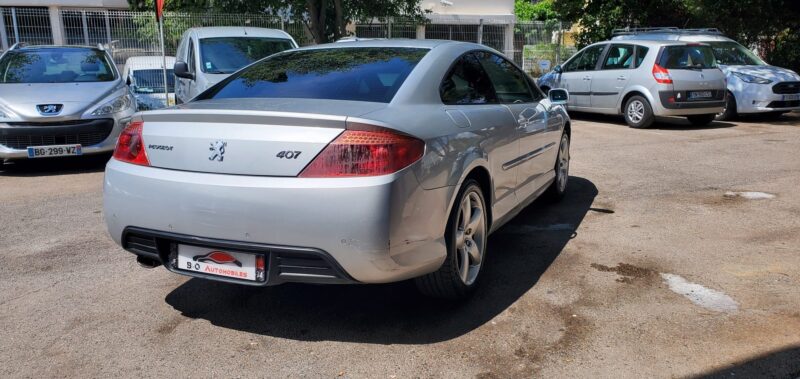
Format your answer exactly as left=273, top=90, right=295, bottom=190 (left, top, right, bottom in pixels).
left=0, top=7, right=575, bottom=109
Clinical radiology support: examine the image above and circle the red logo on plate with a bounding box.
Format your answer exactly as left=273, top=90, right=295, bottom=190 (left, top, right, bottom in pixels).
left=192, top=251, right=243, bottom=267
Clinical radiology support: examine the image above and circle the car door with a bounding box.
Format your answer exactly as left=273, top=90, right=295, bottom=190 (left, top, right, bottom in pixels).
left=440, top=52, right=519, bottom=217
left=591, top=44, right=634, bottom=111
left=474, top=51, right=552, bottom=202
left=561, top=44, right=607, bottom=108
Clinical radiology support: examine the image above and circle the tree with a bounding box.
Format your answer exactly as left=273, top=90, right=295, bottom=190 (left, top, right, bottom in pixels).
left=515, top=0, right=559, bottom=22
left=128, top=0, right=428, bottom=44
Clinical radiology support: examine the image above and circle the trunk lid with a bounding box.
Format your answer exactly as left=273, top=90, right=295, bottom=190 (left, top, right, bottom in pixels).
left=658, top=44, right=726, bottom=97
left=139, top=98, right=387, bottom=176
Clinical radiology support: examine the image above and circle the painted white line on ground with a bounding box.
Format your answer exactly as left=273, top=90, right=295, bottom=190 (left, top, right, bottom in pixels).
left=660, top=273, right=739, bottom=313
left=724, top=191, right=776, bottom=200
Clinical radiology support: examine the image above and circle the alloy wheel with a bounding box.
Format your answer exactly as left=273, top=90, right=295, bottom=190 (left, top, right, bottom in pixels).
left=455, top=191, right=486, bottom=285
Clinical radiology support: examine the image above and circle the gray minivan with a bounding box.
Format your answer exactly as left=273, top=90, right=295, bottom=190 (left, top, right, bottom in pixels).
left=538, top=40, right=726, bottom=128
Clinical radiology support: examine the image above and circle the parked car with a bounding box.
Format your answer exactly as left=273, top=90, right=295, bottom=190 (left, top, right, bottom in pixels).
left=173, top=27, right=298, bottom=104
left=123, top=56, right=177, bottom=111
left=105, top=40, right=572, bottom=299
left=538, top=40, right=726, bottom=128
left=612, top=28, right=800, bottom=120
left=0, top=44, right=135, bottom=160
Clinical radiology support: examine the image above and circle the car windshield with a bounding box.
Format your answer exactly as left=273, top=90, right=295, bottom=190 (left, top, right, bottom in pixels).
left=201, top=47, right=429, bottom=103
left=199, top=37, right=295, bottom=74
left=132, top=69, right=175, bottom=93
left=0, top=49, right=115, bottom=83
left=658, top=45, right=718, bottom=70
left=705, top=41, right=766, bottom=66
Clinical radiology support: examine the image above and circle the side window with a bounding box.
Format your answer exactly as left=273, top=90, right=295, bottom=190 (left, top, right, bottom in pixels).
left=474, top=51, right=534, bottom=103
left=187, top=39, right=196, bottom=74
left=440, top=53, right=497, bottom=105
left=576, top=44, right=607, bottom=71
left=602, top=44, right=635, bottom=70
left=562, top=51, right=584, bottom=72
left=635, top=45, right=650, bottom=68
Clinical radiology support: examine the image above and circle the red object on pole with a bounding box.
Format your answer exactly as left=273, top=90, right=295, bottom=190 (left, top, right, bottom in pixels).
left=155, top=0, right=165, bottom=21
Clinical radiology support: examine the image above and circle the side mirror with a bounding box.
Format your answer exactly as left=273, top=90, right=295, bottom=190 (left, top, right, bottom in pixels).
left=553, top=65, right=563, bottom=74
left=549, top=88, right=569, bottom=105
left=174, top=61, right=193, bottom=80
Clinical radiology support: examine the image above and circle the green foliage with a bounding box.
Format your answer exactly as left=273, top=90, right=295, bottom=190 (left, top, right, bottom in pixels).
left=515, top=0, right=558, bottom=22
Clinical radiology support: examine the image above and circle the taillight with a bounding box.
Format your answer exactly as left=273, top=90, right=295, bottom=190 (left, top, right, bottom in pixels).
left=299, top=129, right=424, bottom=178
left=113, top=120, right=150, bottom=166
left=653, top=64, right=673, bottom=84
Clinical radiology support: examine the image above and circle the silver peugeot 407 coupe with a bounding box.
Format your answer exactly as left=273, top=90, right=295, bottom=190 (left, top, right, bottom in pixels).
left=104, top=40, right=571, bottom=299
left=0, top=44, right=135, bottom=160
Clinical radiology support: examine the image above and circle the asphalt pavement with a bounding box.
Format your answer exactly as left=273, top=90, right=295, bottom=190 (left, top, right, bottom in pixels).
left=1, top=112, right=799, bottom=378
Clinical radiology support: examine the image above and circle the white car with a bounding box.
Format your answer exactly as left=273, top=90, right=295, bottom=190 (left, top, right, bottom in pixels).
left=173, top=27, right=298, bottom=104
left=613, top=28, right=800, bottom=119
left=122, top=56, right=176, bottom=111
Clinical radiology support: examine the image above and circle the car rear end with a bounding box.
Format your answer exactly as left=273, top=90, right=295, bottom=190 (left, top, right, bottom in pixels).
left=104, top=45, right=451, bottom=286
left=648, top=43, right=727, bottom=116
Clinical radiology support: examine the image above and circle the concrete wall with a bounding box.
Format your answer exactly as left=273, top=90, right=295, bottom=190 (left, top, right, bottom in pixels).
left=420, top=0, right=514, bottom=16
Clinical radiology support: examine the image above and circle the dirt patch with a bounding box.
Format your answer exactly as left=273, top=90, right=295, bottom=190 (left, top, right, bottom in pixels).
left=591, top=262, right=657, bottom=284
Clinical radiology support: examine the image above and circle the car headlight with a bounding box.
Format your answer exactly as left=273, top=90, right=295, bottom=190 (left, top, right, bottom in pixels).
left=91, top=93, right=133, bottom=116
left=732, top=72, right=772, bottom=84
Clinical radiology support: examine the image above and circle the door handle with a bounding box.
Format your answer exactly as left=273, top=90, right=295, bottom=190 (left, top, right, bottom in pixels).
left=582, top=75, right=592, bottom=81
left=617, top=75, right=627, bottom=80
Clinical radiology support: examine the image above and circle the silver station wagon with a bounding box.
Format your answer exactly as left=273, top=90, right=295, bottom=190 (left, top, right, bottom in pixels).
left=105, top=40, right=572, bottom=299
left=538, top=40, right=726, bottom=128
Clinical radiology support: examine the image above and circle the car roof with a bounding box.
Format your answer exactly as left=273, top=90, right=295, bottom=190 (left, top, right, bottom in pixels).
left=590, top=39, right=703, bottom=48
left=10, top=45, right=105, bottom=52
left=188, top=26, right=294, bottom=40
left=294, top=38, right=481, bottom=51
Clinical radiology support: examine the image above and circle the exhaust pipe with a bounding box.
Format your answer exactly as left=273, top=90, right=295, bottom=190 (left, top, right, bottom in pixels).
left=136, top=256, right=162, bottom=269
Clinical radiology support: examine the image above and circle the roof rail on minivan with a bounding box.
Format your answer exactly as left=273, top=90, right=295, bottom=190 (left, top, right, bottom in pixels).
left=9, top=42, right=28, bottom=50
left=612, top=27, right=724, bottom=36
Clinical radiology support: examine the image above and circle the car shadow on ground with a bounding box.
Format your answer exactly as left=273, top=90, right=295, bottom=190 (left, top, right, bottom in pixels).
left=164, top=176, right=598, bottom=344
left=0, top=153, right=110, bottom=177
left=567, top=111, right=737, bottom=130
left=694, top=345, right=800, bottom=379
left=731, top=111, right=800, bottom=126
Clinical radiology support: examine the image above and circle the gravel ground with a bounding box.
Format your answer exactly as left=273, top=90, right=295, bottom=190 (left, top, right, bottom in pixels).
left=1, top=113, right=799, bottom=378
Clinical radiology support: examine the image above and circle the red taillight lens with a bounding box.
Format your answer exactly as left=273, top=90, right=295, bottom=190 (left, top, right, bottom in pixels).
left=652, top=64, right=673, bottom=84
left=112, top=120, right=150, bottom=166
left=299, top=130, right=424, bottom=178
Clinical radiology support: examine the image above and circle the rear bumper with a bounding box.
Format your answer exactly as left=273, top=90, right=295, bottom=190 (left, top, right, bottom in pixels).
left=104, top=159, right=452, bottom=284
left=655, top=90, right=726, bottom=115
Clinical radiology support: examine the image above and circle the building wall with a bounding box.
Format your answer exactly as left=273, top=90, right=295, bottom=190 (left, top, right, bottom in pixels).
left=420, top=0, right=514, bottom=16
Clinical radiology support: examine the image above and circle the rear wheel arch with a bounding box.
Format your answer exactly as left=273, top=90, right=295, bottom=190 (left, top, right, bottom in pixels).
left=620, top=90, right=649, bottom=115
left=461, top=166, right=493, bottom=232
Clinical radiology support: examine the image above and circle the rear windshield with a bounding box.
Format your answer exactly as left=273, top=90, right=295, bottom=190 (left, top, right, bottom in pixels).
left=705, top=41, right=765, bottom=66
left=132, top=69, right=175, bottom=93
left=0, top=49, right=115, bottom=83
left=199, top=37, right=295, bottom=74
left=658, top=45, right=717, bottom=69
left=202, top=47, right=429, bottom=103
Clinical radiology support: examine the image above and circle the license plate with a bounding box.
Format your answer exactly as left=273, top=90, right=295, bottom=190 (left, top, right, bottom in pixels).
left=689, top=91, right=712, bottom=99
left=177, top=244, right=260, bottom=281
left=783, top=94, right=800, bottom=101
left=26, top=144, right=82, bottom=158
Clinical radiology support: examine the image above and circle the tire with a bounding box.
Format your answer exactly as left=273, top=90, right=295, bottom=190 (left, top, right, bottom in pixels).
left=544, top=132, right=570, bottom=202
left=716, top=92, right=737, bottom=121
left=687, top=114, right=716, bottom=126
left=415, top=179, right=488, bottom=300
left=624, top=95, right=655, bottom=128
